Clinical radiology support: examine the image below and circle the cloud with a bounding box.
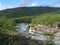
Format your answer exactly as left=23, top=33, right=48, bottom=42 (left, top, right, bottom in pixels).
left=0, top=3, right=4, bottom=10
left=31, top=2, right=38, bottom=6
left=22, top=0, right=31, bottom=2
left=55, top=0, right=60, bottom=4
left=50, top=0, right=60, bottom=7
left=19, top=0, right=32, bottom=7
left=28, top=2, right=38, bottom=7
left=52, top=4, right=60, bottom=7
left=6, top=5, right=19, bottom=9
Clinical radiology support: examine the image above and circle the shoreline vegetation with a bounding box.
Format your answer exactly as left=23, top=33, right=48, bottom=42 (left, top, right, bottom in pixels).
left=0, top=7, right=60, bottom=45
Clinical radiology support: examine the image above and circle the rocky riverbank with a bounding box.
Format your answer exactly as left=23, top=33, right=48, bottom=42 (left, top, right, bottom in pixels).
left=15, top=23, right=60, bottom=45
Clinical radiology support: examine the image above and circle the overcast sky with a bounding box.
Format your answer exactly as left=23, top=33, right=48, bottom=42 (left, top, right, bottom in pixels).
left=0, top=0, right=60, bottom=10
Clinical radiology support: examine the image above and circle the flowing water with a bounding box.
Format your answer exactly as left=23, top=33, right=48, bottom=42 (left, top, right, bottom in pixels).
left=15, top=23, right=60, bottom=45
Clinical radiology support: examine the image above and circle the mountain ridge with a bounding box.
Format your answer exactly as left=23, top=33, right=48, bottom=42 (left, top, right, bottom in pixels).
left=0, top=6, right=60, bottom=18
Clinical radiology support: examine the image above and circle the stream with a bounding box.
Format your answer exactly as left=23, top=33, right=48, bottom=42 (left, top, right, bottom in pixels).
left=15, top=23, right=60, bottom=45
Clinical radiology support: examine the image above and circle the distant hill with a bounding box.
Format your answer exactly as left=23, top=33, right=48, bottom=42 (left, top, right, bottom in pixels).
left=0, top=6, right=60, bottom=18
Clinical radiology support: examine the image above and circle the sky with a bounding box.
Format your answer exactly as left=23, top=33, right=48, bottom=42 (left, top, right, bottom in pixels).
left=0, top=0, right=60, bottom=10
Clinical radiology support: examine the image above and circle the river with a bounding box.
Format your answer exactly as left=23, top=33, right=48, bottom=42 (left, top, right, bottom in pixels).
left=15, top=23, right=60, bottom=45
